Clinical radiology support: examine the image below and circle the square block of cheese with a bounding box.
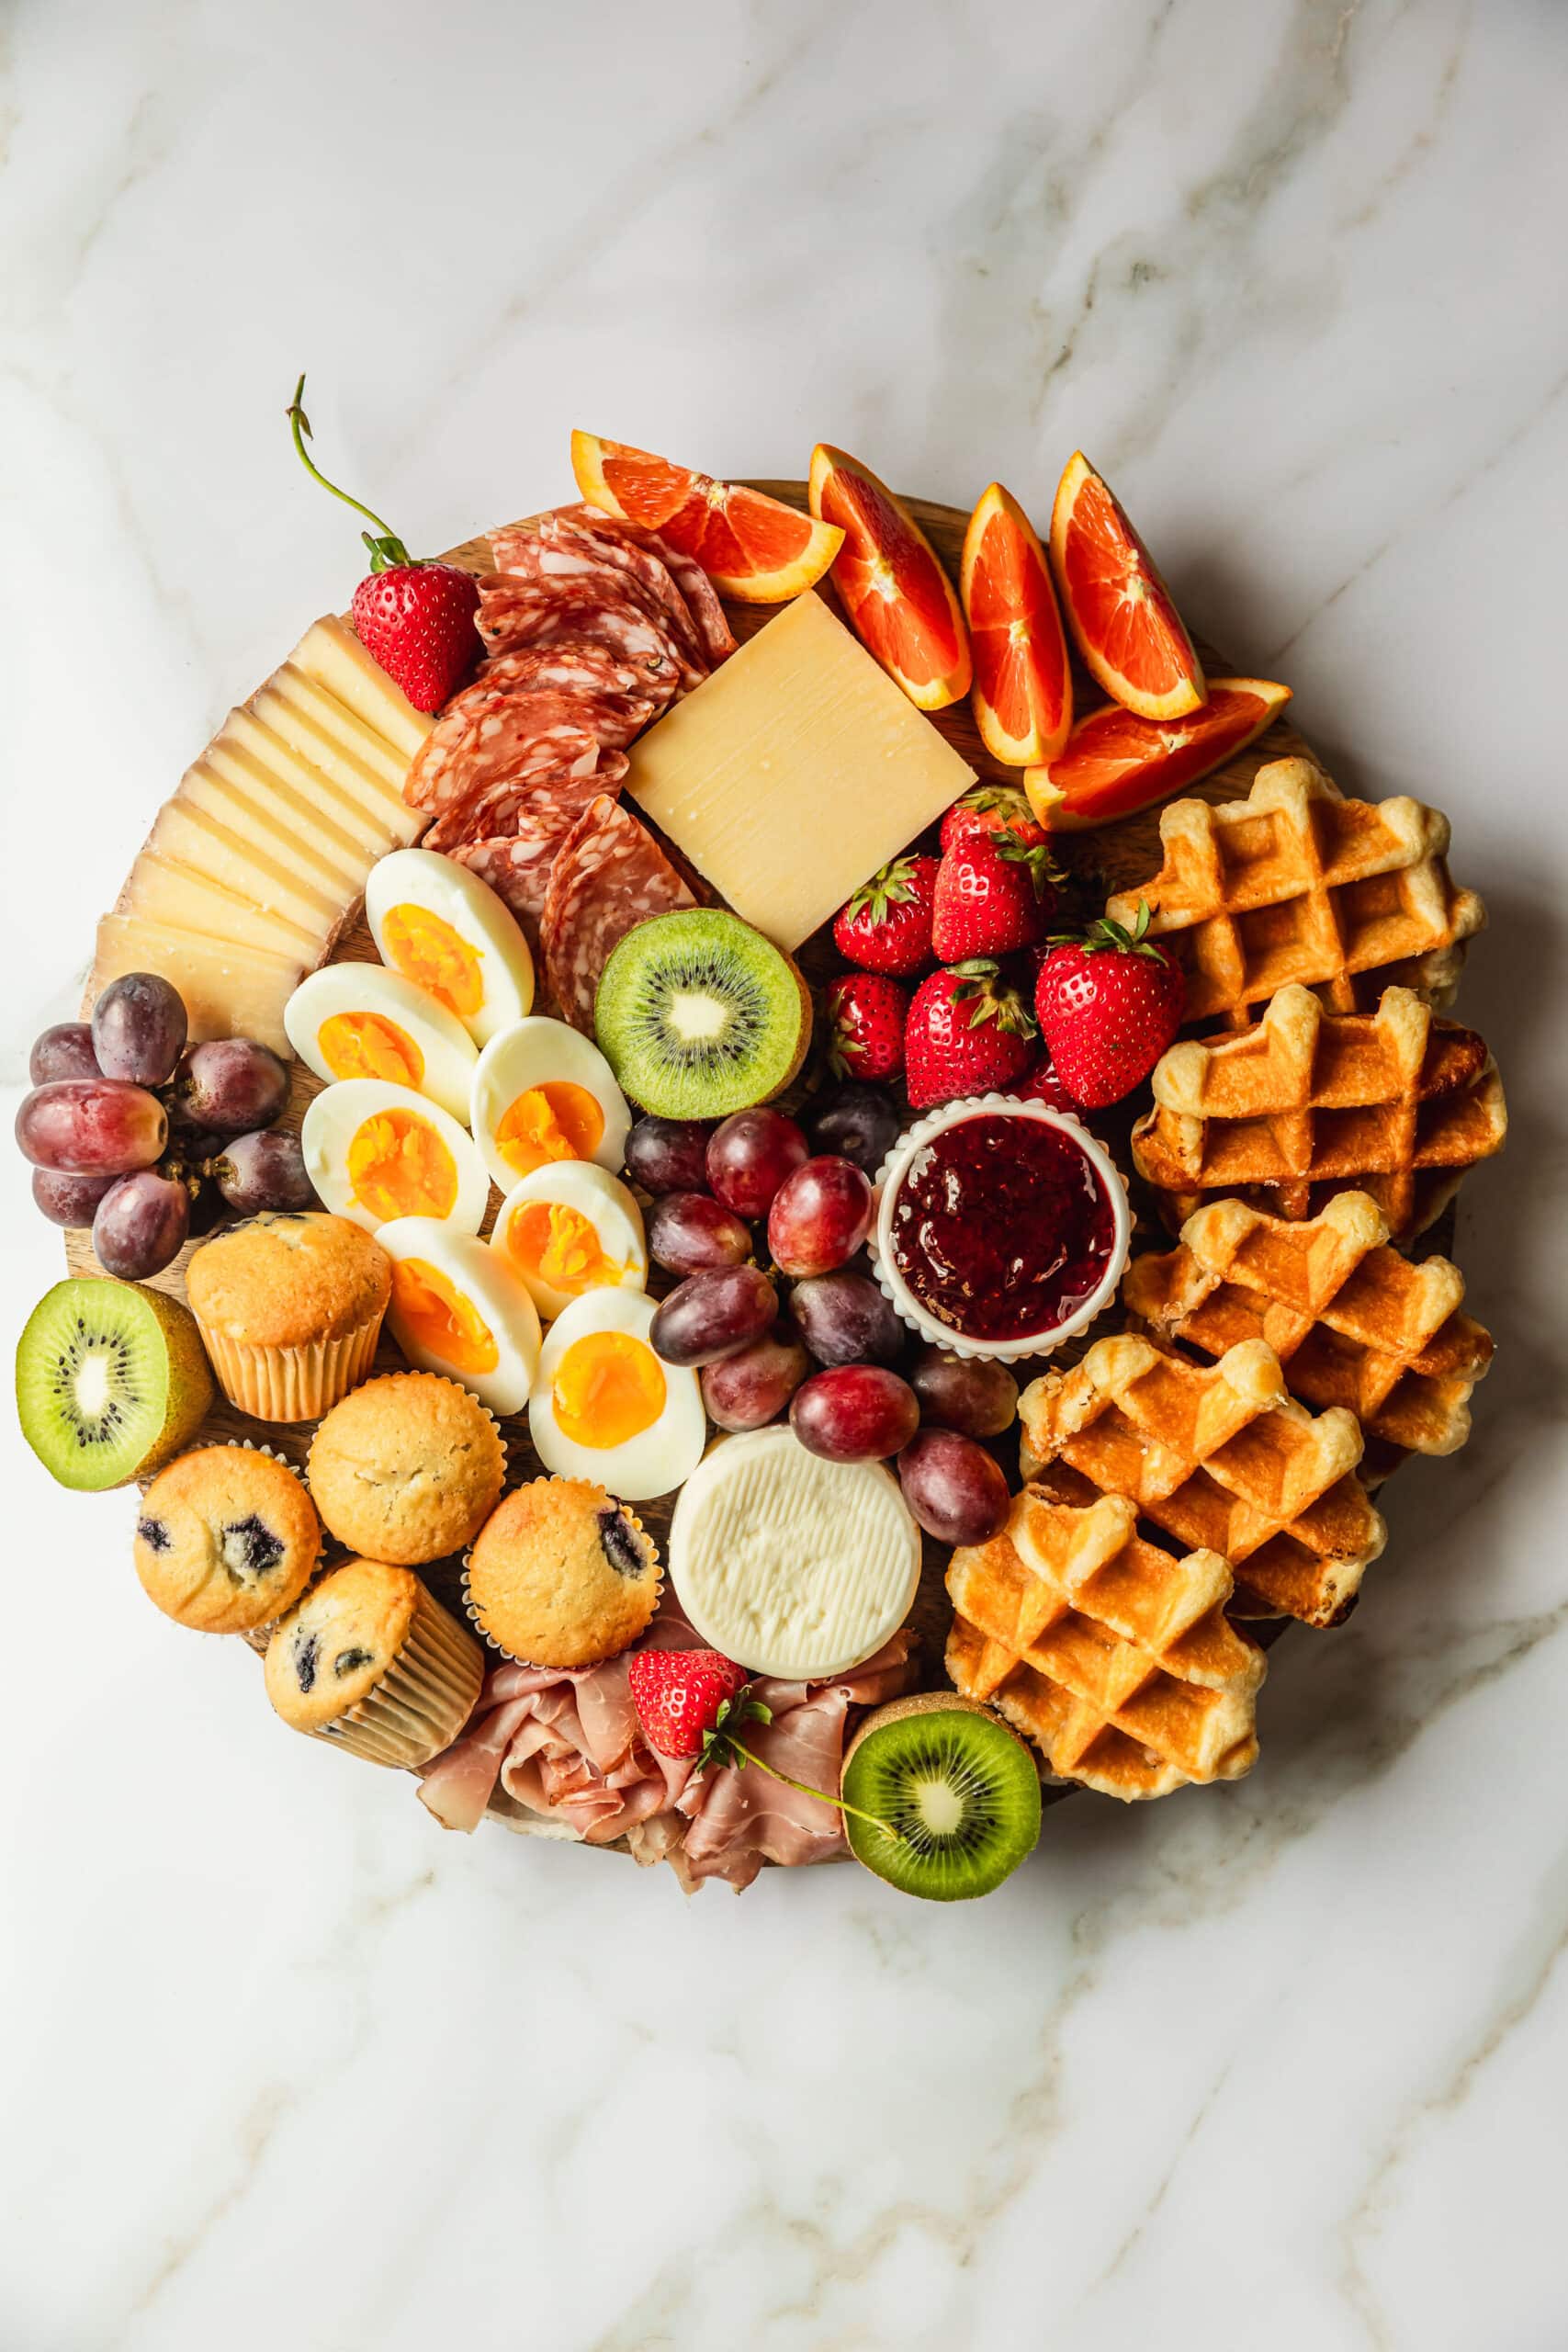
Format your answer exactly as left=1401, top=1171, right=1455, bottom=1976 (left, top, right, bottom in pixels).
left=625, top=592, right=975, bottom=952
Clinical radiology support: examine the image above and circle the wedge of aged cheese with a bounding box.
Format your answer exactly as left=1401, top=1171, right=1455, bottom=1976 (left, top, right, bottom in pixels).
left=291, top=616, right=432, bottom=762
left=625, top=591, right=975, bottom=951
left=90, top=917, right=300, bottom=1056
left=667, top=1426, right=922, bottom=1679
left=188, top=748, right=375, bottom=894
left=145, top=797, right=344, bottom=935
left=122, top=855, right=324, bottom=965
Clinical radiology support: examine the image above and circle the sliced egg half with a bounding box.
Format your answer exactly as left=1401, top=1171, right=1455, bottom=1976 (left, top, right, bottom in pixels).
left=366, top=847, right=535, bottom=1047
left=528, top=1288, right=705, bottom=1502
left=469, top=1017, right=631, bottom=1194
left=302, top=1079, right=491, bottom=1236
left=285, top=965, right=478, bottom=1124
left=491, top=1161, right=647, bottom=1322
left=378, top=1216, right=541, bottom=1416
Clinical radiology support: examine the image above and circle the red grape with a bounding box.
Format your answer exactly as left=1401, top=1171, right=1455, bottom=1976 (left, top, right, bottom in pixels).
left=807, top=1081, right=901, bottom=1178
left=909, top=1345, right=1019, bottom=1439
left=213, top=1128, right=315, bottom=1215
left=16, top=1080, right=167, bottom=1174
left=93, top=1168, right=191, bottom=1278
left=167, top=1038, right=288, bottom=1134
left=92, top=971, right=187, bottom=1085
left=647, top=1191, right=752, bottom=1277
left=650, top=1265, right=778, bottom=1367
left=30, top=1023, right=100, bottom=1085
left=705, top=1108, right=807, bottom=1219
left=790, top=1365, right=919, bottom=1463
left=701, top=1325, right=811, bottom=1430
left=789, top=1270, right=905, bottom=1367
left=625, top=1115, right=713, bottom=1195
left=897, top=1427, right=1010, bottom=1544
left=767, top=1156, right=874, bottom=1277
left=32, top=1166, right=116, bottom=1227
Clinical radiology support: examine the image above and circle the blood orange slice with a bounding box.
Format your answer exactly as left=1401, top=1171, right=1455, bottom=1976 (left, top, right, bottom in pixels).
left=570, top=432, right=842, bottom=602
left=807, top=445, right=971, bottom=710
left=1025, top=678, right=1292, bottom=831
left=1049, top=452, right=1206, bottom=721
left=960, top=483, right=1072, bottom=766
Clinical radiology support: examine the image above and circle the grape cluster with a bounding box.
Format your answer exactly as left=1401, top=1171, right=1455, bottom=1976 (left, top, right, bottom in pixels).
left=632, top=1090, right=1014, bottom=1546
left=17, top=973, right=314, bottom=1280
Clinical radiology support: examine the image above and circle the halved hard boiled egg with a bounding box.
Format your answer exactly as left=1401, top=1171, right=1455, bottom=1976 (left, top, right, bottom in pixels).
left=285, top=965, right=478, bottom=1124
left=469, top=1017, right=631, bottom=1194
left=528, top=1289, right=705, bottom=1502
left=302, top=1080, right=491, bottom=1236
left=366, top=847, right=535, bottom=1047
left=491, top=1162, right=647, bottom=1322
left=378, top=1216, right=541, bottom=1416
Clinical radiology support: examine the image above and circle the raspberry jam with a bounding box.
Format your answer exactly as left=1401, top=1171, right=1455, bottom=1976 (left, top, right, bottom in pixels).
left=887, top=1113, right=1118, bottom=1345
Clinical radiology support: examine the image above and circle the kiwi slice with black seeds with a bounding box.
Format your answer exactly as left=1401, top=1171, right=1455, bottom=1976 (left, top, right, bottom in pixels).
left=16, top=1278, right=213, bottom=1492
left=841, top=1694, right=1042, bottom=1901
left=594, top=909, right=811, bottom=1119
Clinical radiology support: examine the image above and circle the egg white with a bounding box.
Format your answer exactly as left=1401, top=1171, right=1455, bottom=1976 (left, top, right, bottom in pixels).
left=378, top=1216, right=541, bottom=1416
left=469, top=1017, right=632, bottom=1194
left=302, top=1079, right=492, bottom=1236
left=528, top=1288, right=705, bottom=1502
left=491, top=1161, right=647, bottom=1322
left=366, top=847, right=535, bottom=1047
left=285, top=964, right=478, bottom=1124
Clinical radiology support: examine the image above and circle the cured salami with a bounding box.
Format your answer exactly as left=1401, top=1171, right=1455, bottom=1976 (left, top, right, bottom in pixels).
left=424, top=747, right=627, bottom=853
left=405, top=686, right=606, bottom=819
left=449, top=833, right=563, bottom=940
left=555, top=503, right=737, bottom=669
left=476, top=572, right=686, bottom=685
left=541, top=795, right=695, bottom=1032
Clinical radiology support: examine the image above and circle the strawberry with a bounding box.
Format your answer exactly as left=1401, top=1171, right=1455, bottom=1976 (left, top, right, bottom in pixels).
left=940, top=782, right=1049, bottom=854
left=931, top=831, right=1059, bottom=962
left=1032, top=904, right=1185, bottom=1110
left=825, top=972, right=907, bottom=1081
left=288, top=374, right=479, bottom=711
left=831, top=855, right=939, bottom=976
left=627, top=1646, right=755, bottom=1758
left=905, top=961, right=1037, bottom=1109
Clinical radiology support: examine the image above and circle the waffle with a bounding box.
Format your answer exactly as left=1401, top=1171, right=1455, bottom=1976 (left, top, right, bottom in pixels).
left=1018, top=1332, right=1386, bottom=1626
left=945, top=1490, right=1264, bottom=1800
left=1104, top=758, right=1485, bottom=1027
left=1131, top=983, right=1506, bottom=1239
left=1123, top=1192, right=1493, bottom=1480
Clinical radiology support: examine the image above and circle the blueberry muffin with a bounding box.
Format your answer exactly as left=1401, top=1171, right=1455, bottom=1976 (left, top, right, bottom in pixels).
left=306, top=1372, right=505, bottom=1566
left=463, top=1477, right=660, bottom=1669
left=185, top=1211, right=391, bottom=1421
left=264, top=1556, right=484, bottom=1767
left=134, top=1445, right=321, bottom=1635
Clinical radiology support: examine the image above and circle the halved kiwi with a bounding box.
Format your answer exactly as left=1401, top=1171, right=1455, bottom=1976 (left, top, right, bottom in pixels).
left=841, top=1693, right=1042, bottom=1901
left=594, top=909, right=811, bottom=1119
left=17, top=1278, right=214, bottom=1491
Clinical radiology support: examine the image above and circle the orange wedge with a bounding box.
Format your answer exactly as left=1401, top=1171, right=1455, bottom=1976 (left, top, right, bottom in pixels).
left=570, top=432, right=842, bottom=602
left=1025, top=678, right=1292, bottom=831
left=808, top=444, right=971, bottom=709
left=1049, top=452, right=1205, bottom=721
left=960, top=483, right=1072, bottom=765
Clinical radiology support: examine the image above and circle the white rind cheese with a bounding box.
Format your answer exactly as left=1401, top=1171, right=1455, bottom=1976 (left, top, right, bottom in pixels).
left=668, top=1427, right=922, bottom=1679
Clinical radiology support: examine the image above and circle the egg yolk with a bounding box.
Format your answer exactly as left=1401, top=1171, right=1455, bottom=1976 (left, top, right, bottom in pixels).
left=319, top=1011, right=425, bottom=1089
left=347, top=1109, right=458, bottom=1221
left=380, top=903, right=484, bottom=1021
left=495, top=1082, right=605, bottom=1176
left=552, top=1331, right=665, bottom=1448
left=391, top=1258, right=499, bottom=1374
left=505, top=1202, right=625, bottom=1299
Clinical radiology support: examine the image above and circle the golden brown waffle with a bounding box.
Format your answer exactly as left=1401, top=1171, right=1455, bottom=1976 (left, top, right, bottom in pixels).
left=1018, top=1332, right=1386, bottom=1626
left=945, top=1490, right=1264, bottom=1800
left=1123, top=1192, right=1493, bottom=1481
left=1105, top=759, right=1485, bottom=1027
left=1131, top=983, right=1506, bottom=1239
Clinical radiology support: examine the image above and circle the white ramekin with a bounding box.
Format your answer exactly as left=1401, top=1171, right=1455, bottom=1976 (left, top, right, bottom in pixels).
left=869, top=1094, right=1131, bottom=1362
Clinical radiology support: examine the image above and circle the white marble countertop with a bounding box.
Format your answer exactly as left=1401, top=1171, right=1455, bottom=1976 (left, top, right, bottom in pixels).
left=4, top=4, right=1567, bottom=2346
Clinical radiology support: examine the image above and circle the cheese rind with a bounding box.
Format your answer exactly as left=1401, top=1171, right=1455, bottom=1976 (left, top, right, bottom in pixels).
left=625, top=592, right=975, bottom=952
left=667, top=1427, right=922, bottom=1679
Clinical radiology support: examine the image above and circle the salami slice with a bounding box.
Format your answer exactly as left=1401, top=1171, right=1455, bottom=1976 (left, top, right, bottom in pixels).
left=476, top=572, right=687, bottom=686
left=404, top=684, right=607, bottom=818
left=476, top=638, right=675, bottom=738
left=424, top=750, right=626, bottom=855
left=556, top=503, right=737, bottom=669
left=449, top=833, right=560, bottom=944
left=531, top=511, right=708, bottom=677
left=541, top=796, right=696, bottom=1033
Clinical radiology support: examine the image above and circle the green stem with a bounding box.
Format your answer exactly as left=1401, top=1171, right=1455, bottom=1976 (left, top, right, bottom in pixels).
left=728, top=1738, right=902, bottom=1843
left=286, top=373, right=409, bottom=558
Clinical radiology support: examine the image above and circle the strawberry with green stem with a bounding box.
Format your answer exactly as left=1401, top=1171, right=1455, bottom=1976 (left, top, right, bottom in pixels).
left=931, top=827, right=1063, bottom=961
left=831, top=854, right=939, bottom=976
left=904, top=960, right=1037, bottom=1109
left=825, top=971, right=907, bottom=1081
left=1032, top=901, right=1185, bottom=1110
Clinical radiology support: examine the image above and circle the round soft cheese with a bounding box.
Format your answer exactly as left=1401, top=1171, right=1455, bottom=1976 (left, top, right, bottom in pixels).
left=667, top=1427, right=922, bottom=1679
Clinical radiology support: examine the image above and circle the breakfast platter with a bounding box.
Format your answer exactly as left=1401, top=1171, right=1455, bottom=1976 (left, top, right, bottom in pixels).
left=19, top=419, right=1502, bottom=1898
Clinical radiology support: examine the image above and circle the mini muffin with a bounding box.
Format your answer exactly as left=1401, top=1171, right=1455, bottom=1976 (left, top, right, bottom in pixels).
left=264, top=1555, right=484, bottom=1767
left=186, top=1211, right=391, bottom=1421
left=307, top=1372, right=505, bottom=1566
left=463, top=1476, right=660, bottom=1669
left=134, top=1445, right=321, bottom=1635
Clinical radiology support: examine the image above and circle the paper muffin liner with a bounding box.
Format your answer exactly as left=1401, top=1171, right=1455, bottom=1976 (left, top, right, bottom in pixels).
left=216, top=1442, right=325, bottom=1655
left=314, top=1583, right=485, bottom=1769
left=459, top=1490, right=662, bottom=1671
left=195, top=1298, right=388, bottom=1423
